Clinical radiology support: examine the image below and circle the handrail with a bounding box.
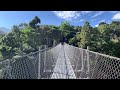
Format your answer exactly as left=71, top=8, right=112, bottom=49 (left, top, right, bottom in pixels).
left=0, top=43, right=61, bottom=62
left=65, top=43, right=120, bottom=60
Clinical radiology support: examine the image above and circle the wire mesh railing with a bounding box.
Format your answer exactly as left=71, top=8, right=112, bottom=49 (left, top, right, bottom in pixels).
left=64, top=43, right=120, bottom=79
left=0, top=43, right=120, bottom=79
left=64, top=43, right=88, bottom=79
left=0, top=44, right=61, bottom=79
left=89, top=51, right=120, bottom=79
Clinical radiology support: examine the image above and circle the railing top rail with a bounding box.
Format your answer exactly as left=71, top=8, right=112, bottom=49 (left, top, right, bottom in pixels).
left=65, top=43, right=120, bottom=61
left=88, top=50, right=120, bottom=60
left=14, top=43, right=61, bottom=58
left=0, top=43, right=61, bottom=63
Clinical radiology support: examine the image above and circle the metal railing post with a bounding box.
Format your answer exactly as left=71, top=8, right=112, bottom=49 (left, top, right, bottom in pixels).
left=44, top=45, right=47, bottom=72
left=81, top=47, right=84, bottom=71
left=87, top=46, right=90, bottom=78
left=38, top=47, right=41, bottom=79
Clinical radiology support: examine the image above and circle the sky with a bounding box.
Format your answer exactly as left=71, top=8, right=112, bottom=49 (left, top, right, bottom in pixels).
left=0, top=11, right=120, bottom=32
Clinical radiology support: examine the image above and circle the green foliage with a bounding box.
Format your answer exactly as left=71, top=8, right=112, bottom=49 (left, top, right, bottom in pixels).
left=60, top=21, right=71, bottom=31
left=60, top=21, right=71, bottom=38
left=73, top=26, right=81, bottom=32
left=0, top=50, right=3, bottom=61
left=68, top=21, right=120, bottom=58
left=29, top=16, right=41, bottom=29
left=1, top=16, right=120, bottom=60
left=0, top=45, right=15, bottom=60
left=79, top=21, right=93, bottom=48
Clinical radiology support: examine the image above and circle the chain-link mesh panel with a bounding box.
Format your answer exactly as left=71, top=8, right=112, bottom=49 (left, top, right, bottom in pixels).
left=64, top=43, right=120, bottom=79
left=0, top=53, right=39, bottom=79
left=0, top=59, right=12, bottom=79
left=89, top=51, right=98, bottom=79
left=0, top=44, right=61, bottom=79
left=81, top=49, right=89, bottom=79
left=40, top=44, right=61, bottom=79
left=64, top=44, right=82, bottom=78
left=64, top=43, right=89, bottom=79
left=90, top=52, right=120, bottom=79
left=1, top=43, right=120, bottom=79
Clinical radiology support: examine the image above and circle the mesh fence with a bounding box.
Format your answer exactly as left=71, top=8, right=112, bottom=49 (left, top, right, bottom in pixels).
left=0, top=59, right=12, bottom=79
left=40, top=44, right=61, bottom=79
left=0, top=43, right=120, bottom=79
left=64, top=43, right=120, bottom=79
left=64, top=44, right=88, bottom=79
left=0, top=44, right=61, bottom=79
left=90, top=52, right=120, bottom=79
left=0, top=52, right=39, bottom=79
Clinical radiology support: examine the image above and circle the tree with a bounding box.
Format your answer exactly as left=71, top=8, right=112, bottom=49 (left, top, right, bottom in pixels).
left=19, top=23, right=28, bottom=30
left=73, top=26, right=82, bottom=32
left=21, top=26, right=39, bottom=51
left=40, top=25, right=62, bottom=47
left=97, top=22, right=109, bottom=34
left=79, top=21, right=93, bottom=49
left=69, top=33, right=80, bottom=47
left=1, top=32, right=20, bottom=48
left=0, top=45, right=15, bottom=60
left=60, top=21, right=71, bottom=31
left=59, top=21, right=76, bottom=43
left=109, top=21, right=120, bottom=41
left=29, top=16, right=41, bottom=29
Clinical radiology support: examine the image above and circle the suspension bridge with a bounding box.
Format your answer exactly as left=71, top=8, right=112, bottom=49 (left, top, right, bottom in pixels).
left=0, top=43, right=120, bottom=79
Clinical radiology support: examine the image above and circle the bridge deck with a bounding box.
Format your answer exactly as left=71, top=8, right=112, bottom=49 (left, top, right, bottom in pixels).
left=51, top=44, right=76, bottom=79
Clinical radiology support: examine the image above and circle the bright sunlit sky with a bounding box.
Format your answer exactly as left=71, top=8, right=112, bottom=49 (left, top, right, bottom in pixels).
left=0, top=11, right=120, bottom=32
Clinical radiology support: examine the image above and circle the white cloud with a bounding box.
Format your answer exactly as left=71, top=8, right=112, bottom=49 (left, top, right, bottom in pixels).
left=81, top=11, right=93, bottom=14
left=53, top=11, right=80, bottom=20
left=79, top=19, right=85, bottom=22
left=75, top=19, right=85, bottom=23
left=109, top=11, right=118, bottom=13
left=112, top=13, right=120, bottom=19
left=72, top=19, right=86, bottom=23
left=95, top=24, right=99, bottom=27
left=92, top=11, right=104, bottom=18
left=53, top=11, right=115, bottom=22
left=53, top=11, right=106, bottom=21
left=99, top=19, right=105, bottom=23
